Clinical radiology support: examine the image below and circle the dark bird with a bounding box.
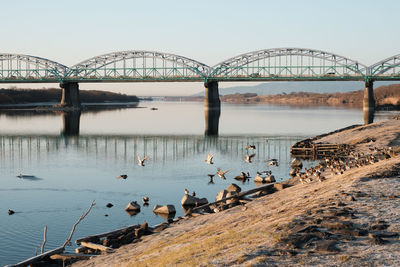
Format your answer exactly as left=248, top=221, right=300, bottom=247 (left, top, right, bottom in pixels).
left=192, top=191, right=196, bottom=197
left=8, top=209, right=15, bottom=215
left=117, top=174, right=128, bottom=179
left=106, top=203, right=113, bottom=208
left=142, top=196, right=149, bottom=205
left=208, top=174, right=215, bottom=184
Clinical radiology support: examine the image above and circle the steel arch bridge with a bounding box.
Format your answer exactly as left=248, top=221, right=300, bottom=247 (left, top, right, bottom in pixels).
left=0, top=48, right=400, bottom=83
left=0, top=54, right=68, bottom=83
left=209, top=48, right=366, bottom=81
left=369, top=54, right=400, bottom=80
left=66, top=51, right=210, bottom=82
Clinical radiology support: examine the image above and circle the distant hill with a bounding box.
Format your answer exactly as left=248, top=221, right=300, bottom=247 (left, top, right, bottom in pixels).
left=192, top=81, right=399, bottom=96
left=0, top=88, right=139, bottom=104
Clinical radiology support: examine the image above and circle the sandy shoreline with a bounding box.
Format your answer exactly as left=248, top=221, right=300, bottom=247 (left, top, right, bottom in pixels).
left=70, top=118, right=400, bottom=267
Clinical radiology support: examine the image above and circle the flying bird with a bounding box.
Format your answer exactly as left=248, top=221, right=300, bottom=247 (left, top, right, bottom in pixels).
left=117, top=174, right=128, bottom=179
left=267, top=159, right=279, bottom=166
left=216, top=168, right=230, bottom=179
left=245, top=153, right=256, bottom=163
left=137, top=155, right=149, bottom=166
left=205, top=153, right=215, bottom=164
left=245, top=145, right=256, bottom=151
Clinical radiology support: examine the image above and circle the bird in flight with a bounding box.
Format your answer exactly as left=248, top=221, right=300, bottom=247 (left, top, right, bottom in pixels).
left=245, top=153, right=256, bottom=163
left=137, top=155, right=149, bottom=166
left=205, top=153, right=215, bottom=164
left=216, top=168, right=230, bottom=179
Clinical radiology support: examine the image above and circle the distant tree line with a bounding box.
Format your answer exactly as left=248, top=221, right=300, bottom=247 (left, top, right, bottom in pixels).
left=0, top=88, right=139, bottom=104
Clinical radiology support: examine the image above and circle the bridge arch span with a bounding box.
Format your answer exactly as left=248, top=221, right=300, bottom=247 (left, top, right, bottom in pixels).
left=0, top=54, right=68, bottom=82
left=369, top=54, right=400, bottom=79
left=67, top=50, right=211, bottom=82
left=209, top=48, right=367, bottom=81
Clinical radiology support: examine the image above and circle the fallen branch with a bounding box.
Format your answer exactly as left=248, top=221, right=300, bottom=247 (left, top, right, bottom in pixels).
left=76, top=224, right=139, bottom=244
left=41, top=225, right=47, bottom=254
left=63, top=200, right=96, bottom=248
left=6, top=246, right=65, bottom=267
left=188, top=183, right=276, bottom=214
left=80, top=241, right=113, bottom=253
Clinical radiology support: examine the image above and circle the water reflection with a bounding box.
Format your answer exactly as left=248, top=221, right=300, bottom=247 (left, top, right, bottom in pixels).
left=363, top=108, right=375, bottom=125
left=205, top=107, right=220, bottom=136
left=61, top=111, right=81, bottom=136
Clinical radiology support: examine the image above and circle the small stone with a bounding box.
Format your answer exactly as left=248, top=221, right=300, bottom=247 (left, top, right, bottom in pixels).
left=315, top=240, right=340, bottom=253
left=106, top=203, right=113, bottom=208
left=226, top=183, right=241, bottom=193
left=346, top=195, right=356, bottom=201
left=125, top=201, right=141, bottom=212
left=368, top=233, right=388, bottom=245
left=242, top=206, right=248, bottom=211
left=153, top=204, right=176, bottom=214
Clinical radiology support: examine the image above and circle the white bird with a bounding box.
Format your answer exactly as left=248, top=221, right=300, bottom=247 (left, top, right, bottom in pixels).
left=245, top=153, right=256, bottom=163
left=137, top=155, right=149, bottom=166
left=205, top=153, right=215, bottom=164
left=216, top=168, right=230, bottom=179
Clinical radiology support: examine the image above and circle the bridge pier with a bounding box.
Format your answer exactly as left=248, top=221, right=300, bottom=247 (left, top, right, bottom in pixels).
left=363, top=80, right=375, bottom=124
left=204, top=81, right=221, bottom=136
left=59, top=82, right=81, bottom=109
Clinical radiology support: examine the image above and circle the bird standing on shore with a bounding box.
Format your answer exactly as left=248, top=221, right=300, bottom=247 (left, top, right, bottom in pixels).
left=137, top=155, right=149, bottom=166
left=205, top=153, right=215, bottom=164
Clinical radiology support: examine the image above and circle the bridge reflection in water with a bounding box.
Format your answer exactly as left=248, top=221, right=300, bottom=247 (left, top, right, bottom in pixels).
left=0, top=134, right=301, bottom=167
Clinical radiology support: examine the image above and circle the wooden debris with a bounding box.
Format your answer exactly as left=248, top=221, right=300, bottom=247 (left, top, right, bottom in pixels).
left=50, top=253, right=98, bottom=260
left=80, top=241, right=114, bottom=253
left=76, top=224, right=139, bottom=244
left=6, top=246, right=64, bottom=267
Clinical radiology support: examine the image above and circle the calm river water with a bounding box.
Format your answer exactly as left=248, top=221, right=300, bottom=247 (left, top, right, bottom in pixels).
left=0, top=101, right=396, bottom=265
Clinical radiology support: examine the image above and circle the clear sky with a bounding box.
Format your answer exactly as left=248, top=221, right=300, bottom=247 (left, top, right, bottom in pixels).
left=1, top=0, right=399, bottom=95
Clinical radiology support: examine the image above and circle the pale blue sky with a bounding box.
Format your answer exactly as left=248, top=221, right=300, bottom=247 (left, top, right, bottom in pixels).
left=1, top=0, right=399, bottom=95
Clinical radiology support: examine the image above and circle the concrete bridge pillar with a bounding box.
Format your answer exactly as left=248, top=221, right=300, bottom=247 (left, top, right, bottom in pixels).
left=60, top=82, right=81, bottom=109
left=204, top=81, right=221, bottom=136
left=204, top=81, right=221, bottom=110
left=363, top=80, right=375, bottom=124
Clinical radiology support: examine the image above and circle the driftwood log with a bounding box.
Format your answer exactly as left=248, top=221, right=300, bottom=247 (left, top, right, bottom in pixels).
left=80, top=241, right=114, bottom=253
left=75, top=224, right=139, bottom=244
left=50, top=253, right=98, bottom=260
left=5, top=246, right=65, bottom=267
left=188, top=183, right=276, bottom=214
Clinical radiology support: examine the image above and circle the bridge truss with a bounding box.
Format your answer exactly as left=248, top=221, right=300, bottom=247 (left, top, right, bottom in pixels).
left=0, top=54, right=68, bottom=83
left=209, top=48, right=366, bottom=81
left=67, top=51, right=210, bottom=82
left=0, top=49, right=400, bottom=83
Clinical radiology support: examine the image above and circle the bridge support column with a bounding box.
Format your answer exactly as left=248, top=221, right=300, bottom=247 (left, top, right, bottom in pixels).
left=60, top=82, right=81, bottom=109
left=204, top=81, right=220, bottom=136
left=363, top=80, right=375, bottom=124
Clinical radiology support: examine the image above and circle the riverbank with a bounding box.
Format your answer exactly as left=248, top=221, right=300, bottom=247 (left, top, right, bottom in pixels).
left=70, top=117, right=400, bottom=266
left=166, top=83, right=400, bottom=110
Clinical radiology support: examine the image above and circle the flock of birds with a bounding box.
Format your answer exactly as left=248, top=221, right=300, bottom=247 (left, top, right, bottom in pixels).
left=293, top=146, right=394, bottom=184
